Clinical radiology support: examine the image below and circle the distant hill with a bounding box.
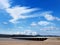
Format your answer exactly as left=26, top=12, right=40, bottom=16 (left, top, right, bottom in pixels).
left=0, top=34, right=11, bottom=38
left=0, top=34, right=60, bottom=38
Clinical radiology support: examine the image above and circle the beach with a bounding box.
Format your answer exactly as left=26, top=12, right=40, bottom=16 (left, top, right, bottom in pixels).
left=0, top=38, right=60, bottom=45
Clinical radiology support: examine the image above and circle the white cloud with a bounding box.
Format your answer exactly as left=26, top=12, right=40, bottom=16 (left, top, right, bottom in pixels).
left=31, top=32, right=37, bottom=35
left=6, top=6, right=38, bottom=23
left=24, top=30, right=37, bottom=35
left=30, top=20, right=55, bottom=27
left=38, top=21, right=52, bottom=26
left=44, top=14, right=55, bottom=21
left=30, top=22, right=37, bottom=26
left=0, top=0, right=10, bottom=9
left=14, top=30, right=38, bottom=35
left=0, top=0, right=60, bottom=24
left=14, top=32, right=20, bottom=34
left=18, top=27, right=23, bottom=29
left=24, top=30, right=32, bottom=35
left=0, top=0, right=39, bottom=23
left=56, top=17, right=60, bottom=21
left=41, top=12, right=60, bottom=21
left=3, top=22, right=8, bottom=24
left=40, top=26, right=56, bottom=30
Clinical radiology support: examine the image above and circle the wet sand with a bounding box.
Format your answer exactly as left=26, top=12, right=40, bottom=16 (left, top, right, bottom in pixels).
left=0, top=38, right=60, bottom=45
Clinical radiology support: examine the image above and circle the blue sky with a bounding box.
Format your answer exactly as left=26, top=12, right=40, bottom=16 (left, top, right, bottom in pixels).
left=0, top=0, right=60, bottom=35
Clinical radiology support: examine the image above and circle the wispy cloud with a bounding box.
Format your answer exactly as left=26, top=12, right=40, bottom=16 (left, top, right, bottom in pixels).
left=30, top=22, right=37, bottom=26
left=2, top=22, right=8, bottom=25
left=14, top=30, right=37, bottom=35
left=0, top=0, right=10, bottom=9
left=41, top=12, right=60, bottom=21
left=38, top=21, right=53, bottom=26
left=0, top=0, right=60, bottom=24
left=0, top=0, right=39, bottom=23
left=40, top=26, right=60, bottom=30
left=6, top=6, right=38, bottom=23
left=30, top=21, right=55, bottom=27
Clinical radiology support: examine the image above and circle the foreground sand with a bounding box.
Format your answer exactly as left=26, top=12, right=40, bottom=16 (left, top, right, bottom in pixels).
left=0, top=38, right=60, bottom=45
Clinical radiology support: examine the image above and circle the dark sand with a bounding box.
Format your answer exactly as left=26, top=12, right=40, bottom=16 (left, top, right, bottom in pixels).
left=0, top=38, right=60, bottom=45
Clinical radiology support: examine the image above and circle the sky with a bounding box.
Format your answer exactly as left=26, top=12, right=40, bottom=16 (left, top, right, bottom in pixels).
left=0, top=0, right=60, bottom=35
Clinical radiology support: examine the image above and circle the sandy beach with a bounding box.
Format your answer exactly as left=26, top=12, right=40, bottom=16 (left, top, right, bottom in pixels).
left=0, top=38, right=60, bottom=45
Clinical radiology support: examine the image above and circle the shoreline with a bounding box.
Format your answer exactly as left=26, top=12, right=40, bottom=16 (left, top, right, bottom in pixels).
left=0, top=38, right=60, bottom=45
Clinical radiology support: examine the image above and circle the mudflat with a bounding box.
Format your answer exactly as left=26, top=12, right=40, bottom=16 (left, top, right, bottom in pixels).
left=0, top=38, right=60, bottom=45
